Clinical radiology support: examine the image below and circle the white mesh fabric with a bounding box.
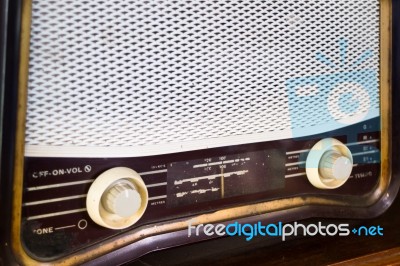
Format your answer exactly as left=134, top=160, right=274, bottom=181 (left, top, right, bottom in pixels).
left=25, top=0, right=380, bottom=156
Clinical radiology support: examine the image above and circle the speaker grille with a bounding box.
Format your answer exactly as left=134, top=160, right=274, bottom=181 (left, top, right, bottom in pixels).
left=25, top=0, right=380, bottom=153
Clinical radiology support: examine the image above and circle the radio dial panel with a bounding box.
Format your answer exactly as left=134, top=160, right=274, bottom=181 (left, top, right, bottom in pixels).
left=20, top=119, right=381, bottom=259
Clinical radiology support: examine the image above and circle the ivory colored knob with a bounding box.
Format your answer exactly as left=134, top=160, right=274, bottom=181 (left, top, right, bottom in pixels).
left=306, top=138, right=353, bottom=189
left=101, top=180, right=141, bottom=218
left=319, top=151, right=353, bottom=181
left=86, top=167, right=148, bottom=229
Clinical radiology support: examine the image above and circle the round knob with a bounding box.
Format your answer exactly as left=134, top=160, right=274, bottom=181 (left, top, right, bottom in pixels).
left=101, top=180, right=141, bottom=218
left=319, top=151, right=352, bottom=181
left=306, top=138, right=353, bottom=189
left=86, top=167, right=148, bottom=229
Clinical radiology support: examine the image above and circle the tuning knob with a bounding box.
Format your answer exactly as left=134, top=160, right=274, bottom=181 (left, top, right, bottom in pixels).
left=86, top=167, right=148, bottom=229
left=306, top=138, right=353, bottom=189
left=319, top=151, right=353, bottom=181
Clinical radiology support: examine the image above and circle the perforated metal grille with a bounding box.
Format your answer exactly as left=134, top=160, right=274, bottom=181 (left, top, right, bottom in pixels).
left=26, top=0, right=380, bottom=151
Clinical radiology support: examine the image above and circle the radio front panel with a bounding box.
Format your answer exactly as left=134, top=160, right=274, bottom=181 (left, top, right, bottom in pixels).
left=5, top=0, right=394, bottom=265
left=22, top=118, right=381, bottom=259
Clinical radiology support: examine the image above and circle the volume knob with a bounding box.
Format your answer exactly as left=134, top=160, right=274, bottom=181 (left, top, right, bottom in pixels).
left=101, top=180, right=141, bottom=218
left=86, top=167, right=148, bottom=229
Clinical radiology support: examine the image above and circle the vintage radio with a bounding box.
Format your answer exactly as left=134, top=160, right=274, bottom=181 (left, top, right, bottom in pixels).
left=1, top=0, right=399, bottom=265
